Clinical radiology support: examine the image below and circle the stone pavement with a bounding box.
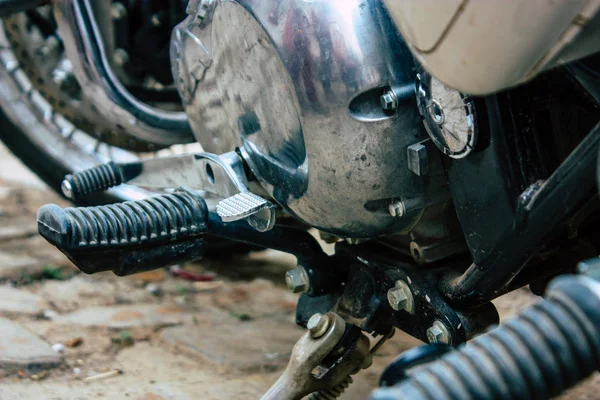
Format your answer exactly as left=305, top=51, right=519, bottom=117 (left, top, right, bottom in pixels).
left=0, top=144, right=597, bottom=399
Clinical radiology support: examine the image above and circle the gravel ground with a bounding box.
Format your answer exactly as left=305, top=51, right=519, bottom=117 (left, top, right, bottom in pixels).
left=0, top=144, right=597, bottom=399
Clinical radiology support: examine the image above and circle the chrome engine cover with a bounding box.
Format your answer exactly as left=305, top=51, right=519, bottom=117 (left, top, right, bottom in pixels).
left=171, top=0, right=449, bottom=237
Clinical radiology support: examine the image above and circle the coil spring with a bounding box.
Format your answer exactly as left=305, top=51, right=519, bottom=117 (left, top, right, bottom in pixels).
left=63, top=161, right=122, bottom=198
left=62, top=188, right=207, bottom=246
left=371, top=276, right=600, bottom=400
left=308, top=376, right=353, bottom=400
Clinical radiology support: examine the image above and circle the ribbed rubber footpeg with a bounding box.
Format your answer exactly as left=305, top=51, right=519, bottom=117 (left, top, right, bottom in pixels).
left=37, top=188, right=208, bottom=275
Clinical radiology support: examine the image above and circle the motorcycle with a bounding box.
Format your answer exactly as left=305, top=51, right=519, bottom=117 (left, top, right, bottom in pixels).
left=1, top=1, right=599, bottom=399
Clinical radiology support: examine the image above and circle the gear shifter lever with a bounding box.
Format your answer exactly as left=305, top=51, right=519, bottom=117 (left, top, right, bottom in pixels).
left=61, top=151, right=276, bottom=232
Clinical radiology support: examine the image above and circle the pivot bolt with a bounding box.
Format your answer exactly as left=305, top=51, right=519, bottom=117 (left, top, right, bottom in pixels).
left=387, top=280, right=414, bottom=313
left=426, top=320, right=450, bottom=344
left=285, top=266, right=309, bottom=293
left=380, top=89, right=399, bottom=111
left=307, top=313, right=330, bottom=338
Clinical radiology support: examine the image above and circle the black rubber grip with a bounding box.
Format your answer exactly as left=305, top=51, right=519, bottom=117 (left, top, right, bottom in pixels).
left=63, top=161, right=123, bottom=198
left=37, top=188, right=208, bottom=275
left=371, top=276, right=600, bottom=400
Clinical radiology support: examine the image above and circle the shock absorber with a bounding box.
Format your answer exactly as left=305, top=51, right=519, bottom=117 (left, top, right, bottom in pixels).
left=371, top=271, right=600, bottom=400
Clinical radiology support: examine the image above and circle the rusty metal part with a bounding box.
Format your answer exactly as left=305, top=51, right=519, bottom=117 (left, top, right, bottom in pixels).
left=307, top=328, right=396, bottom=400
left=261, top=313, right=370, bottom=400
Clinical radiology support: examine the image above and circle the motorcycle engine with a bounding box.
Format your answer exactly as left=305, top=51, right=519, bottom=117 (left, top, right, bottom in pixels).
left=170, top=0, right=466, bottom=241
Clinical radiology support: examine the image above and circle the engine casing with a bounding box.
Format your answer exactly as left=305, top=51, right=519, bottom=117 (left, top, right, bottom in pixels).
left=171, top=0, right=449, bottom=237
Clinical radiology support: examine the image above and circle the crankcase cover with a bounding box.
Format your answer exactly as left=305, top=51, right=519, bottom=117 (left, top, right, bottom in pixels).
left=171, top=0, right=448, bottom=237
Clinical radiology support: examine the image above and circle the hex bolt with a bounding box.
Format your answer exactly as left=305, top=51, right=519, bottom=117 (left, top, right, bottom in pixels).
left=387, top=280, right=414, bottom=313
left=285, top=266, right=310, bottom=293
left=307, top=313, right=330, bottom=338
left=388, top=201, right=405, bottom=217
left=426, top=320, right=451, bottom=344
left=380, top=89, right=399, bottom=111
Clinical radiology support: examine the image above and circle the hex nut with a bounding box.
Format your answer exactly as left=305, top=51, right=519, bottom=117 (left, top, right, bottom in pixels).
left=387, top=280, right=414, bottom=313
left=426, top=320, right=450, bottom=344
left=285, top=266, right=309, bottom=293
left=307, top=313, right=330, bottom=338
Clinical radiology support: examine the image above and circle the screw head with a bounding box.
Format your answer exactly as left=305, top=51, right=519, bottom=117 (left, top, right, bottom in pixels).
left=426, top=320, right=450, bottom=344
left=387, top=280, right=414, bottom=313
left=285, top=267, right=309, bottom=293
left=380, top=90, right=398, bottom=111
left=307, top=313, right=330, bottom=338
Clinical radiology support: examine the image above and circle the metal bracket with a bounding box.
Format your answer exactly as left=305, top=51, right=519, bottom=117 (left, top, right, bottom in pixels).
left=127, top=151, right=276, bottom=231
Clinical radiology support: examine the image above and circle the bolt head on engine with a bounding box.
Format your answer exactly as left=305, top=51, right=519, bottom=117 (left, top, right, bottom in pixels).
left=426, top=320, right=450, bottom=344
left=387, top=280, right=414, bottom=313
left=285, top=267, right=309, bottom=294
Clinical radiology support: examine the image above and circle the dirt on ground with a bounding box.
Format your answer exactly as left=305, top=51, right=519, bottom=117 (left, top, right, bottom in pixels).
left=0, top=144, right=597, bottom=400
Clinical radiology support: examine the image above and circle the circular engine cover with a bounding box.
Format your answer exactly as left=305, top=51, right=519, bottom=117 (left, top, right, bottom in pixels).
left=171, top=0, right=448, bottom=237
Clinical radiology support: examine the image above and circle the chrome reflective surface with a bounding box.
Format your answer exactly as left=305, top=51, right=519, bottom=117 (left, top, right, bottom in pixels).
left=416, top=72, right=477, bottom=159
left=53, top=0, right=195, bottom=147
left=173, top=0, right=449, bottom=237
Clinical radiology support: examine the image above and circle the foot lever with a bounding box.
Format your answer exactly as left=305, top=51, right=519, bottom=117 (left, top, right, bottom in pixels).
left=37, top=188, right=208, bottom=275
